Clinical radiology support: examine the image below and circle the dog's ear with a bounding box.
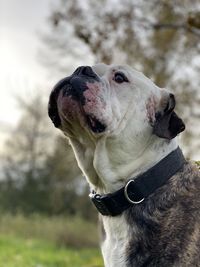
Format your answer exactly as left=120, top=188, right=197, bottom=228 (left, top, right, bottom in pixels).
left=153, top=93, right=185, bottom=140
left=48, top=89, right=61, bottom=128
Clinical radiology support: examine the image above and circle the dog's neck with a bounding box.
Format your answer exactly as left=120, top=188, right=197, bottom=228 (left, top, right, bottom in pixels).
left=94, top=136, right=178, bottom=194
left=70, top=135, right=178, bottom=194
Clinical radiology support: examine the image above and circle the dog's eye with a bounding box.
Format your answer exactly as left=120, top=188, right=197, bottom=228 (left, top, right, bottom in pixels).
left=114, top=72, right=129, bottom=83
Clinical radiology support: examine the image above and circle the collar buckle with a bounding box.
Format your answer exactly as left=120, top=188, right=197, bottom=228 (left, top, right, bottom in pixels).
left=124, top=179, right=144, bottom=204
left=89, top=191, right=112, bottom=216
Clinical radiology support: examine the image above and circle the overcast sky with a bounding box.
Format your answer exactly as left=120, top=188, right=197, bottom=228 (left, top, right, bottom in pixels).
left=0, top=0, right=54, bottom=150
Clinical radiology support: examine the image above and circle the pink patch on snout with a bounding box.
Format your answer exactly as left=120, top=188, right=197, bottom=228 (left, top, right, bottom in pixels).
left=146, top=95, right=157, bottom=125
left=83, top=82, right=105, bottom=115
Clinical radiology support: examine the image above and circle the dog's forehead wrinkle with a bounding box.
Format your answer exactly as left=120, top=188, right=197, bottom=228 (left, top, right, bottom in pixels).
left=110, top=65, right=131, bottom=80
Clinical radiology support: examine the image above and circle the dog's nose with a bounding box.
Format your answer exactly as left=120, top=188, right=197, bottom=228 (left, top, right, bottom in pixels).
left=73, top=66, right=98, bottom=79
left=61, top=66, right=100, bottom=104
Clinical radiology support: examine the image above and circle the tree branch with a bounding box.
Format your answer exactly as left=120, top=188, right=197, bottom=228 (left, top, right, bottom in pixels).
left=151, top=22, right=200, bottom=37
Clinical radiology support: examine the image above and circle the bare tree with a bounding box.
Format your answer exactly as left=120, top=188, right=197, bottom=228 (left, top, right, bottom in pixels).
left=3, top=94, right=53, bottom=180
left=1, top=93, right=95, bottom=217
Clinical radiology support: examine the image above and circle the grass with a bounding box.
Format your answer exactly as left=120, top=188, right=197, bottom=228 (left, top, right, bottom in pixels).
left=0, top=214, right=104, bottom=267
left=0, top=235, right=103, bottom=267
left=0, top=213, right=99, bottom=248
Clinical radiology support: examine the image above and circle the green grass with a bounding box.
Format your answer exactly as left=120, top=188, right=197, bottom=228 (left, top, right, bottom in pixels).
left=0, top=235, right=103, bottom=267
left=0, top=214, right=104, bottom=267
left=0, top=214, right=99, bottom=248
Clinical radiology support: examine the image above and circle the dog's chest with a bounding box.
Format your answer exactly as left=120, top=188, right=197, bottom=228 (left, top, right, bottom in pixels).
left=101, top=215, right=130, bottom=267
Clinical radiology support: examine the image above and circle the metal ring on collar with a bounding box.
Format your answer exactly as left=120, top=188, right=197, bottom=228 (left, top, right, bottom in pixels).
left=124, top=179, right=144, bottom=204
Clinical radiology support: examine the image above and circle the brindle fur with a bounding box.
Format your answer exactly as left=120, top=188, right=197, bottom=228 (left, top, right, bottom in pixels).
left=125, top=162, right=200, bottom=267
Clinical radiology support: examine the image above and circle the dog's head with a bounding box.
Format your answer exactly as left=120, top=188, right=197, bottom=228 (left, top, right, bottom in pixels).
left=48, top=64, right=185, bottom=141
left=48, top=64, right=185, bottom=189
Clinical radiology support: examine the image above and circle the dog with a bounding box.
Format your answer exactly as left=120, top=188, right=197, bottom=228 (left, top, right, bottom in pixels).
left=48, top=64, right=200, bottom=267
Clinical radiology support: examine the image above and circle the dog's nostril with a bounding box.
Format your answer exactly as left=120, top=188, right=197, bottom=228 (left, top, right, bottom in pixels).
left=73, top=66, right=96, bottom=78
left=81, top=66, right=93, bottom=76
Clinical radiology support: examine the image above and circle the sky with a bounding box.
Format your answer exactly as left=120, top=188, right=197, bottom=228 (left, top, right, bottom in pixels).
left=0, top=0, right=53, bottom=150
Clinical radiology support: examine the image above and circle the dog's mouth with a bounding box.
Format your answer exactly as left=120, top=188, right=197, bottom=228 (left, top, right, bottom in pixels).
left=51, top=65, right=108, bottom=135
left=85, top=114, right=106, bottom=133
left=58, top=89, right=107, bottom=134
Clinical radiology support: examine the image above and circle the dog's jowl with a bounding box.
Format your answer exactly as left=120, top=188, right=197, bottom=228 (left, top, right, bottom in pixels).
left=48, top=64, right=200, bottom=267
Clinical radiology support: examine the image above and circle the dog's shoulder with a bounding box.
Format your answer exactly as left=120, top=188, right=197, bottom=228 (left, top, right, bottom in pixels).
left=174, top=160, right=200, bottom=198
left=125, top=161, right=200, bottom=267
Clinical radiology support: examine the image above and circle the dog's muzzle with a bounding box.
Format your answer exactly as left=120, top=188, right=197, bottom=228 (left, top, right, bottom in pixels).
left=54, top=66, right=107, bottom=133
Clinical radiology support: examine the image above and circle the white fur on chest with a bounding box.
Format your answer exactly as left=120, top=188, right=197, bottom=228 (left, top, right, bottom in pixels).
left=101, top=215, right=129, bottom=267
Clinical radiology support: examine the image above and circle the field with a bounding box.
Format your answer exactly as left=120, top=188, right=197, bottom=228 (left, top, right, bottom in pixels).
left=0, top=235, right=103, bottom=267
left=0, top=214, right=103, bottom=267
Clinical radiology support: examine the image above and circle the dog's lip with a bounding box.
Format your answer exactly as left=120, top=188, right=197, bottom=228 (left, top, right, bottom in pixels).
left=59, top=89, right=107, bottom=134
left=61, top=87, right=107, bottom=134
left=85, top=114, right=106, bottom=133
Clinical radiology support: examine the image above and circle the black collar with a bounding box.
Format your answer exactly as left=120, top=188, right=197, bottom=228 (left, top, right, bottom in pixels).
left=89, top=147, right=185, bottom=216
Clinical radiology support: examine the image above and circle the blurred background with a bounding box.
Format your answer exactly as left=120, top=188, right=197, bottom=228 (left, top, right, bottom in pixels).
left=0, top=0, right=200, bottom=266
